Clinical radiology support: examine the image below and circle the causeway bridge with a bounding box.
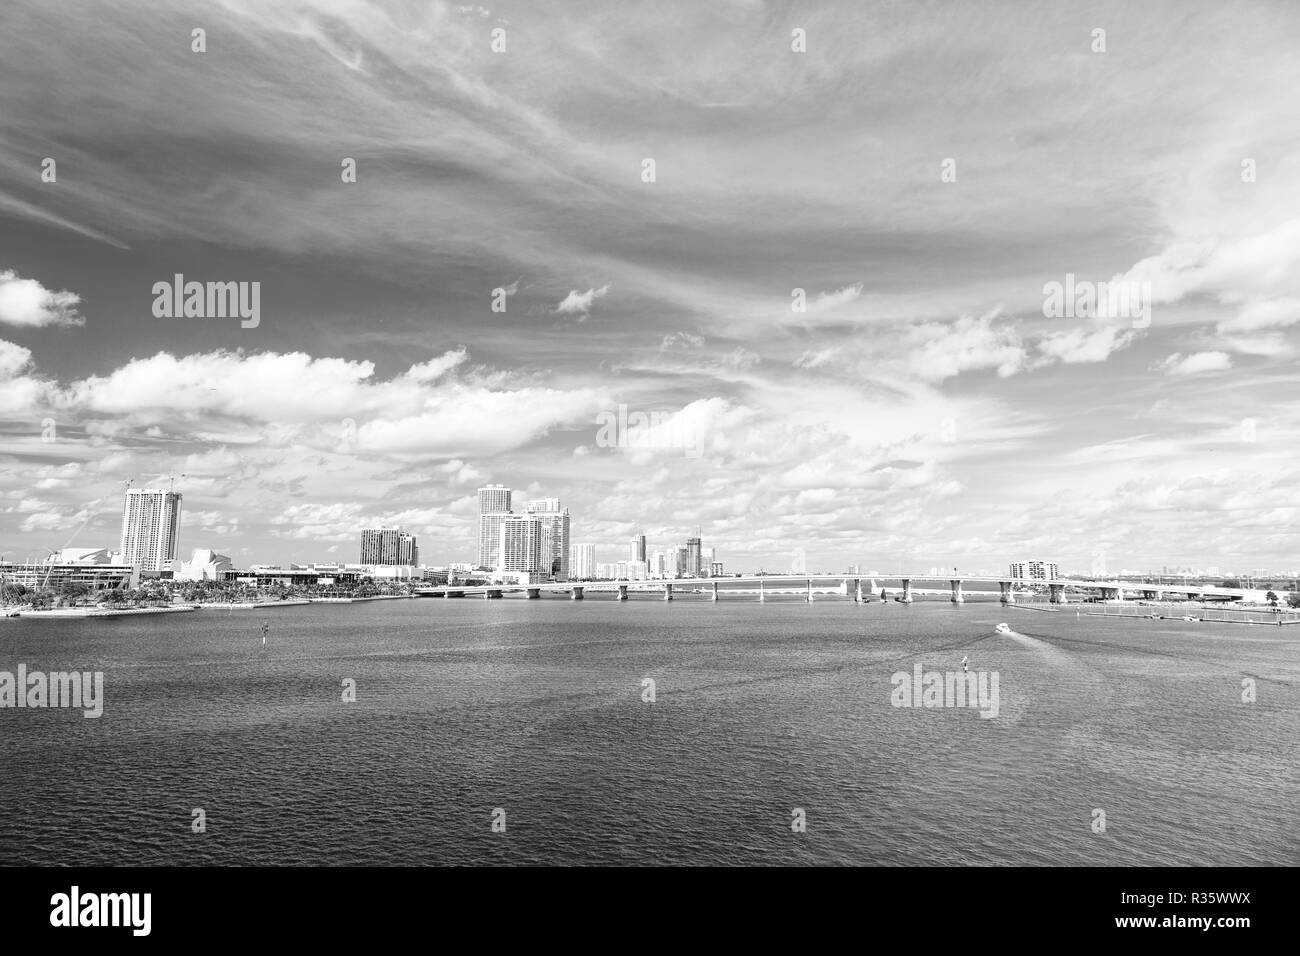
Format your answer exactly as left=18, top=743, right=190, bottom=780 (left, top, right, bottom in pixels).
left=416, top=573, right=1257, bottom=604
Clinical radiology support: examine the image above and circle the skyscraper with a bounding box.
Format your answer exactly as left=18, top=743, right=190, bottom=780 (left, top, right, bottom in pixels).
left=360, top=528, right=418, bottom=565
left=119, top=488, right=182, bottom=572
left=498, top=515, right=543, bottom=576
left=527, top=499, right=570, bottom=581
left=569, top=543, right=596, bottom=580
left=477, top=484, right=513, bottom=569
left=686, top=536, right=702, bottom=577
left=478, top=512, right=509, bottom=570
left=478, top=484, right=512, bottom=514
left=632, top=533, right=646, bottom=563
left=651, top=550, right=667, bottom=578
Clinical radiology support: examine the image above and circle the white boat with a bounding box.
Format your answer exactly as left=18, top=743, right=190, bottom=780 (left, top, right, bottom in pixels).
left=995, top=623, right=1011, bottom=634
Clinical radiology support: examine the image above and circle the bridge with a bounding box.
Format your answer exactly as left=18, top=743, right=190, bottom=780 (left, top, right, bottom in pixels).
left=416, top=573, right=1260, bottom=604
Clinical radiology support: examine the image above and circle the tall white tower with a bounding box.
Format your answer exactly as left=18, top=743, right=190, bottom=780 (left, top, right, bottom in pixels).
left=120, top=488, right=182, bottom=571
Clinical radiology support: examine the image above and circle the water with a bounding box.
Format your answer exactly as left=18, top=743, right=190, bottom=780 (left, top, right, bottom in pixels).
left=1, top=598, right=1296, bottom=865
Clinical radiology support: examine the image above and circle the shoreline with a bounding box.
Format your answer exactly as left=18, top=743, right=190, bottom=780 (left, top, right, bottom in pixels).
left=3, top=605, right=198, bottom=618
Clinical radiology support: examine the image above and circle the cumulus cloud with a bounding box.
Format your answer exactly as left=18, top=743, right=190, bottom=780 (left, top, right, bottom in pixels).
left=1116, top=218, right=1300, bottom=351
left=0, top=339, right=34, bottom=377
left=0, top=270, right=84, bottom=327
left=906, top=312, right=1027, bottom=382
left=554, top=284, right=610, bottom=318
left=806, top=282, right=863, bottom=313
left=1035, top=326, right=1136, bottom=365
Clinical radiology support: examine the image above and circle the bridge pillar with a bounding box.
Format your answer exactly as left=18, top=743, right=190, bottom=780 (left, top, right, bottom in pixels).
left=950, top=579, right=964, bottom=604
left=618, top=585, right=628, bottom=601
left=527, top=588, right=540, bottom=599
left=570, top=586, right=584, bottom=600
left=900, top=579, right=913, bottom=603
left=1049, top=583, right=1066, bottom=604
left=664, top=584, right=673, bottom=602
left=853, top=578, right=862, bottom=604
left=999, top=581, right=1016, bottom=604
left=444, top=590, right=450, bottom=599
left=806, top=579, right=814, bottom=603
left=711, top=582, right=719, bottom=602
left=1115, top=587, right=1126, bottom=602
left=758, top=579, right=765, bottom=603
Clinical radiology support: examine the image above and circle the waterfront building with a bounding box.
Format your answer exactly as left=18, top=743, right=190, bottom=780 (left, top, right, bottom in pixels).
left=527, top=499, right=570, bottom=581
left=478, top=512, right=509, bottom=570
left=1, top=559, right=133, bottom=591
left=478, top=484, right=512, bottom=514
left=359, top=528, right=418, bottom=566
left=686, top=537, right=702, bottom=577
left=632, top=534, right=647, bottom=563
left=498, top=515, right=544, bottom=577
left=569, top=543, right=596, bottom=580
left=120, top=488, right=182, bottom=572
left=476, top=485, right=513, bottom=569
left=175, top=548, right=234, bottom=581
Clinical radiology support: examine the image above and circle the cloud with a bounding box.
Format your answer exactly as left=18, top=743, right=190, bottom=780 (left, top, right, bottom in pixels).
left=554, top=284, right=610, bottom=318
left=805, top=283, right=863, bottom=313
left=1035, top=326, right=1136, bottom=365
left=793, top=347, right=840, bottom=369
left=0, top=270, right=85, bottom=327
left=1215, top=297, right=1300, bottom=334
left=660, top=331, right=704, bottom=351
left=0, top=339, right=34, bottom=376
left=906, top=312, right=1027, bottom=383
left=1151, top=351, right=1233, bottom=376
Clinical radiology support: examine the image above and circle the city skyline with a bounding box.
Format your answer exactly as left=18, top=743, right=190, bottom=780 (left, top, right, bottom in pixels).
left=3, top=2, right=1300, bottom=571
left=7, top=478, right=1289, bottom=582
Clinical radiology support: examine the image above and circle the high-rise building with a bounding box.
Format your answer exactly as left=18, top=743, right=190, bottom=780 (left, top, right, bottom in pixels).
left=478, top=513, right=510, bottom=570
left=527, top=498, right=570, bottom=581
left=569, top=543, right=596, bottom=580
left=632, top=534, right=647, bottom=563
left=120, top=488, right=182, bottom=572
left=651, top=550, right=667, bottom=578
left=673, top=545, right=689, bottom=577
left=478, top=484, right=512, bottom=514
left=498, top=515, right=543, bottom=575
left=360, top=528, right=418, bottom=566
left=1009, top=560, right=1059, bottom=581
left=686, top=537, right=702, bottom=577
left=476, top=484, right=513, bottom=569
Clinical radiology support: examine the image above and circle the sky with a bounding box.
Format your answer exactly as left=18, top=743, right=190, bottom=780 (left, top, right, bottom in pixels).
left=2, top=0, right=1299, bottom=574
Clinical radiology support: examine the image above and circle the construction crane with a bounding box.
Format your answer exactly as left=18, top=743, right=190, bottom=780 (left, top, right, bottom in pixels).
left=44, top=477, right=135, bottom=591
